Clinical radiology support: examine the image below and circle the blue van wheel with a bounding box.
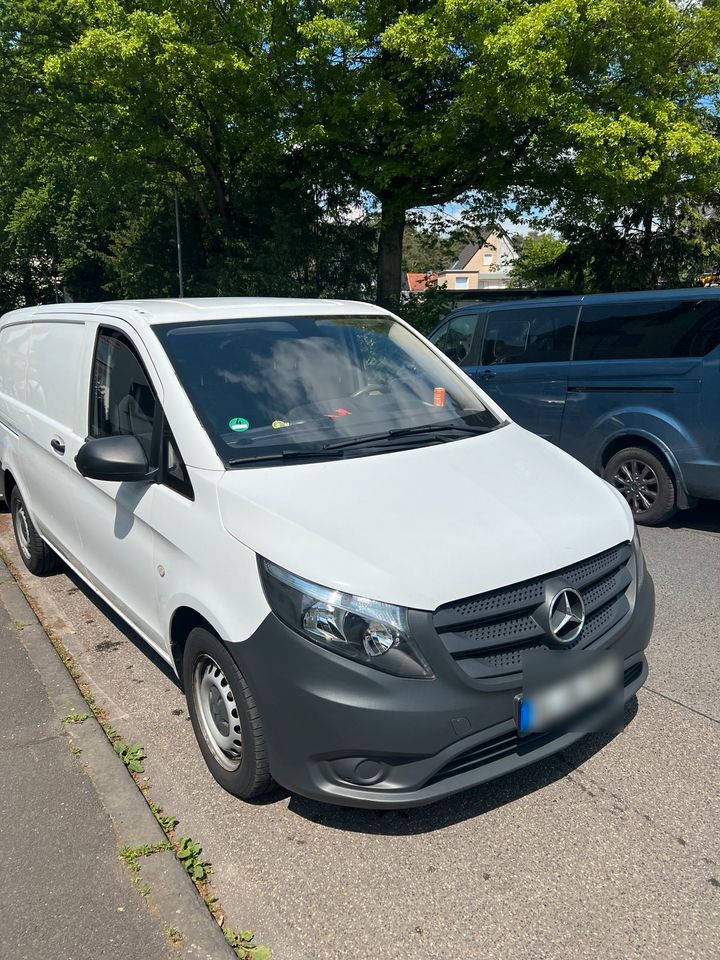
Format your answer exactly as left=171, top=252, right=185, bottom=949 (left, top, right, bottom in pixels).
left=603, top=446, right=676, bottom=526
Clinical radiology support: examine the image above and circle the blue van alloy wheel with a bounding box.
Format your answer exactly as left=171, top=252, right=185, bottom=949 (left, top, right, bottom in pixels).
left=603, top=446, right=676, bottom=526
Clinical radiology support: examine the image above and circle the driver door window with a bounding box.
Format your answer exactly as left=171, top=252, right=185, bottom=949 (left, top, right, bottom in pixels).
left=90, top=329, right=157, bottom=459
left=89, top=328, right=192, bottom=499
left=430, top=313, right=479, bottom=367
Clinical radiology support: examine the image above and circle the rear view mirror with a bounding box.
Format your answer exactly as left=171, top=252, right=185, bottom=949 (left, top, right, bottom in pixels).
left=75, top=435, right=155, bottom=483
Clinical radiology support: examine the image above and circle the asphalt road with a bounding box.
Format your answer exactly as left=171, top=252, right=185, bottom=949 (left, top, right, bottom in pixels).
left=1, top=502, right=718, bottom=960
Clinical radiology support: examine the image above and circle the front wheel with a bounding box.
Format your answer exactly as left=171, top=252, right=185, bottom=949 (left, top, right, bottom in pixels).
left=183, top=627, right=274, bottom=800
left=603, top=446, right=677, bottom=526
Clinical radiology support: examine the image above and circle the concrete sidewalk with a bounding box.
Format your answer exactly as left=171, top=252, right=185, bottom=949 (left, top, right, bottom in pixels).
left=0, top=585, right=176, bottom=960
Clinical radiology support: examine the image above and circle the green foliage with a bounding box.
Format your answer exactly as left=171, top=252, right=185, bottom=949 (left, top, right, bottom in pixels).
left=176, top=835, right=210, bottom=882
left=149, top=801, right=179, bottom=834
left=224, top=926, right=272, bottom=960
left=113, top=740, right=145, bottom=773
left=62, top=711, right=91, bottom=724
left=402, top=220, right=461, bottom=274
left=509, top=233, right=571, bottom=289
left=1, top=0, right=719, bottom=307
left=391, top=285, right=457, bottom=336
left=118, top=840, right=173, bottom=876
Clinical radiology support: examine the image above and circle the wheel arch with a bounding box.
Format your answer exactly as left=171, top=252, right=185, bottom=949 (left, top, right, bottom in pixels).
left=3, top=467, right=17, bottom=506
left=169, top=605, right=228, bottom=687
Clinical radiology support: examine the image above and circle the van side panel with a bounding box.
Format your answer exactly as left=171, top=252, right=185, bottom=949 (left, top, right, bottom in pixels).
left=21, top=320, right=90, bottom=568
left=561, top=296, right=720, bottom=502
left=0, top=322, right=32, bottom=463
left=561, top=356, right=703, bottom=480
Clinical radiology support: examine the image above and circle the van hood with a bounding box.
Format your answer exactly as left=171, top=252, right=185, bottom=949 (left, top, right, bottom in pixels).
left=217, top=423, right=634, bottom=611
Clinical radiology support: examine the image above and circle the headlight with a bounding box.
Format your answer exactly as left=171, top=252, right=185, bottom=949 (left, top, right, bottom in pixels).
left=632, top=527, right=645, bottom=588
left=259, top=559, right=433, bottom=679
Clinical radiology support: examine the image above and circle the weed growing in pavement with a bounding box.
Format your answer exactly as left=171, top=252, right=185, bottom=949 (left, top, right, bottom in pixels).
left=223, top=927, right=272, bottom=960
left=118, top=841, right=173, bottom=877
left=167, top=926, right=183, bottom=945
left=177, top=835, right=210, bottom=881
left=138, top=883, right=151, bottom=897
left=70, top=744, right=82, bottom=756
left=113, top=740, right=145, bottom=773
left=149, top=800, right=179, bottom=833
left=62, top=711, right=90, bottom=723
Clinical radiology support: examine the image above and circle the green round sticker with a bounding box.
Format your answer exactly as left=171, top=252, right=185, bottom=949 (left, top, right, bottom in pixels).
left=228, top=417, right=250, bottom=433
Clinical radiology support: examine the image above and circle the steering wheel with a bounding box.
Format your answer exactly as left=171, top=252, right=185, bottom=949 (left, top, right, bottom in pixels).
left=350, top=382, right=385, bottom=399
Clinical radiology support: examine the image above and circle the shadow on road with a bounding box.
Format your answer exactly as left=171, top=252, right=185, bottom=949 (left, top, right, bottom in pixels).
left=62, top=566, right=183, bottom=691
left=285, top=698, right=639, bottom=836
left=666, top=498, right=720, bottom=535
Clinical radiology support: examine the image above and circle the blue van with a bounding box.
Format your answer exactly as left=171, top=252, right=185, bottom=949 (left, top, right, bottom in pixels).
left=428, top=289, right=720, bottom=524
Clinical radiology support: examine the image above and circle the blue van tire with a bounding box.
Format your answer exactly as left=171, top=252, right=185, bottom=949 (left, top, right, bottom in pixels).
left=10, top=487, right=62, bottom=575
left=183, top=626, right=275, bottom=800
left=603, top=445, right=676, bottom=526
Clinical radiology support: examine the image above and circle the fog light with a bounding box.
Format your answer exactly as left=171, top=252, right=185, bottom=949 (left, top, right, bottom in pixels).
left=363, top=622, right=398, bottom=657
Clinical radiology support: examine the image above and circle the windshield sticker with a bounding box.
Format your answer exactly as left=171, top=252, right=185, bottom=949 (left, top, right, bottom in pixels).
left=228, top=417, right=250, bottom=433
left=272, top=420, right=290, bottom=429
left=433, top=387, right=446, bottom=407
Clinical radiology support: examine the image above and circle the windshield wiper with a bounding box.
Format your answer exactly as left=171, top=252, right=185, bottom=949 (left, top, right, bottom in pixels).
left=323, top=421, right=492, bottom=451
left=228, top=448, right=345, bottom=467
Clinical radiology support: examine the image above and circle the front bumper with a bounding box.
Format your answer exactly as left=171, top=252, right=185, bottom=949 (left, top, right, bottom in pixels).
left=230, top=573, right=654, bottom=808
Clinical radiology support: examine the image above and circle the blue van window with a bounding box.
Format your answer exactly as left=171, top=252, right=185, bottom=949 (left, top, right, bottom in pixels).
left=431, top=313, right=479, bottom=366
left=574, top=298, right=720, bottom=361
left=481, top=305, right=576, bottom=365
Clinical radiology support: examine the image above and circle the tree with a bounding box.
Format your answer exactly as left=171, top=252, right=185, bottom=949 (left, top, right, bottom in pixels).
left=509, top=233, right=570, bottom=288
left=296, top=0, right=720, bottom=301
left=0, top=0, right=377, bottom=309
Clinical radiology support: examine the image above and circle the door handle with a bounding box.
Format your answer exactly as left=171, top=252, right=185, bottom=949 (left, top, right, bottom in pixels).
left=50, top=437, right=65, bottom=455
left=481, top=369, right=496, bottom=381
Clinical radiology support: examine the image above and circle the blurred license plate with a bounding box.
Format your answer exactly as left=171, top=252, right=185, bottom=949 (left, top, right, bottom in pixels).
left=515, top=656, right=618, bottom=736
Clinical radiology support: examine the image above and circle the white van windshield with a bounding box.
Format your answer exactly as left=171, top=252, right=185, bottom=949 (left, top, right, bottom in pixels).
left=154, top=315, right=502, bottom=465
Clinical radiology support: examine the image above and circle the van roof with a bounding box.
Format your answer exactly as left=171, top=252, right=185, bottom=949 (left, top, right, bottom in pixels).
left=1, top=297, right=389, bottom=326
left=445, top=286, right=720, bottom=314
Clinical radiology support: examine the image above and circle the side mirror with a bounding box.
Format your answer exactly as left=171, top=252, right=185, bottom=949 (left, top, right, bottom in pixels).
left=75, top=435, right=155, bottom=483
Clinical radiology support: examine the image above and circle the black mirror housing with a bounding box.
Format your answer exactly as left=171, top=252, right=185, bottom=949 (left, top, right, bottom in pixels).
left=75, top=435, right=154, bottom=483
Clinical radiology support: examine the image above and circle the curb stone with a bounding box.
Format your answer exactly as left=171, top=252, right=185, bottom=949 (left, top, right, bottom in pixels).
left=0, top=557, right=237, bottom=960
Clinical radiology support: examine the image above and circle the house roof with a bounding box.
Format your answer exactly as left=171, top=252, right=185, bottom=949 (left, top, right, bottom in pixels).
left=450, top=229, right=516, bottom=270
left=403, top=272, right=438, bottom=293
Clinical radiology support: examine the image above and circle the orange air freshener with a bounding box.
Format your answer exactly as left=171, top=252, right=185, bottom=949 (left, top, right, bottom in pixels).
left=433, top=387, right=446, bottom=407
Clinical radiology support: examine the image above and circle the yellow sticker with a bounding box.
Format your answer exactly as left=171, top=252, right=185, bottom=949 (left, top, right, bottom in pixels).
left=272, top=420, right=290, bottom=429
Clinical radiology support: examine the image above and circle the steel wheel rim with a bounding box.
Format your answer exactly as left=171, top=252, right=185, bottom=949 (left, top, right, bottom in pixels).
left=13, top=501, right=32, bottom=560
left=193, top=654, right=242, bottom=771
left=612, top=459, right=659, bottom=514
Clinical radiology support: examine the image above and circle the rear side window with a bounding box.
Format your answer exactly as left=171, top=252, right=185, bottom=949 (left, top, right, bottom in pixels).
left=89, top=328, right=193, bottom=499
left=481, top=305, right=577, bottom=365
left=574, top=298, right=720, bottom=360
left=430, top=313, right=480, bottom=366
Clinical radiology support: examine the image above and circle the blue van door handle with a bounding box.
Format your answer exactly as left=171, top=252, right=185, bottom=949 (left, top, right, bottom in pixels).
left=50, top=436, right=65, bottom=455
left=481, top=369, right=496, bottom=381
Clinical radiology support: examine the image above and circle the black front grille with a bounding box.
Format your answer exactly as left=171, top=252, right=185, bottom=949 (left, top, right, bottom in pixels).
left=433, top=542, right=633, bottom=680
left=427, top=660, right=644, bottom=786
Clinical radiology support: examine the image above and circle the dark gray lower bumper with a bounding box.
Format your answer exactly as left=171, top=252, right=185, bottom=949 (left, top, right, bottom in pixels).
left=229, top=573, right=654, bottom=808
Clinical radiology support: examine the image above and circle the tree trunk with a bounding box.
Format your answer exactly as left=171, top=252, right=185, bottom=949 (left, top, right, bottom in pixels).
left=376, top=202, right=406, bottom=307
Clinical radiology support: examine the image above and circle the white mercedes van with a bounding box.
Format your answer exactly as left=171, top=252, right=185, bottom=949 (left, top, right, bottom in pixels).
left=0, top=299, right=653, bottom=807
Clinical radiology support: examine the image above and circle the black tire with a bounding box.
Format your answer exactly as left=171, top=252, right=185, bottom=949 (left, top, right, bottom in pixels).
left=603, top=445, right=677, bottom=526
left=10, top=486, right=62, bottom=575
left=183, top=626, right=274, bottom=800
